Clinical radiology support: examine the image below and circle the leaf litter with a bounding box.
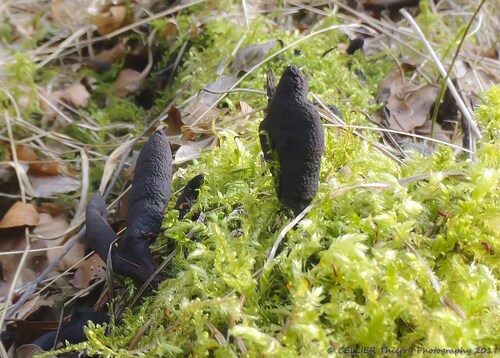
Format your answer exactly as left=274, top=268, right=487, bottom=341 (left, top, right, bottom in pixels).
left=0, top=0, right=499, bottom=355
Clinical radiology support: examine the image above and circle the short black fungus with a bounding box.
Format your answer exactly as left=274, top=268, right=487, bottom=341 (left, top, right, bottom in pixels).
left=86, top=192, right=158, bottom=283
left=174, top=174, right=205, bottom=220
left=125, top=129, right=173, bottom=241
left=85, top=192, right=116, bottom=261
left=259, top=65, right=324, bottom=215
left=346, top=37, right=365, bottom=55
left=33, top=307, right=108, bottom=350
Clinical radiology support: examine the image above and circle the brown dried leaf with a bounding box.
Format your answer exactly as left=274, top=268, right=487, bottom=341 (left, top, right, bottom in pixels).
left=386, top=83, right=438, bottom=132
left=0, top=233, right=39, bottom=298
left=160, top=19, right=178, bottom=45
left=99, top=137, right=134, bottom=193
left=70, top=253, right=106, bottom=289
left=14, top=145, right=37, bottom=162
left=30, top=175, right=80, bottom=198
left=13, top=145, right=60, bottom=176
left=91, top=5, right=127, bottom=36
left=0, top=202, right=39, bottom=228
left=93, top=42, right=127, bottom=65
left=180, top=75, right=237, bottom=131
left=166, top=106, right=183, bottom=136
left=174, top=136, right=216, bottom=165
left=58, top=83, right=90, bottom=108
left=115, top=69, right=144, bottom=97
left=46, top=238, right=85, bottom=272
left=16, top=344, right=53, bottom=358
left=15, top=296, right=55, bottom=321
left=236, top=101, right=253, bottom=121
left=33, top=213, right=68, bottom=240
left=33, top=213, right=84, bottom=271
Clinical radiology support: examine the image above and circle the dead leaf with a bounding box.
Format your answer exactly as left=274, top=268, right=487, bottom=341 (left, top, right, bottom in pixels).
left=70, top=253, right=106, bottom=289
left=386, top=83, right=438, bottom=132
left=93, top=42, right=127, bottom=65
left=0, top=233, right=38, bottom=298
left=91, top=5, right=128, bottom=36
left=0, top=202, right=39, bottom=228
left=16, top=344, right=53, bottom=358
left=115, top=69, right=144, bottom=97
left=33, top=213, right=85, bottom=271
left=229, top=41, right=279, bottom=73
left=33, top=213, right=68, bottom=240
left=51, top=0, right=87, bottom=27
left=236, top=101, right=253, bottom=121
left=29, top=175, right=80, bottom=198
left=99, top=137, right=134, bottom=193
left=12, top=145, right=68, bottom=177
left=14, top=296, right=56, bottom=321
left=58, top=83, right=90, bottom=108
left=160, top=19, right=178, bottom=45
left=174, top=136, right=216, bottom=165
left=14, top=145, right=37, bottom=162
left=378, top=69, right=438, bottom=132
left=166, top=106, right=183, bottom=137
left=46, top=238, right=85, bottom=272
left=181, top=75, right=237, bottom=129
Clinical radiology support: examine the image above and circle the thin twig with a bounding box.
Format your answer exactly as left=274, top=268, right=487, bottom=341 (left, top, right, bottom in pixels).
left=400, top=9, right=482, bottom=140
left=265, top=200, right=318, bottom=267
left=323, top=124, right=474, bottom=154
left=0, top=110, right=31, bottom=355
left=188, top=23, right=361, bottom=128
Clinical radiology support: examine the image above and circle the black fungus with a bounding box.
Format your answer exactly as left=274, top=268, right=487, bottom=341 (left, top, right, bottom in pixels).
left=85, top=129, right=173, bottom=284
left=125, top=129, right=173, bottom=241
left=346, top=37, right=365, bottom=55
left=436, top=79, right=461, bottom=131
left=86, top=192, right=158, bottom=283
left=259, top=65, right=324, bottom=215
left=111, top=238, right=158, bottom=284
left=32, top=307, right=108, bottom=350
left=174, top=174, right=205, bottom=219
left=85, top=192, right=116, bottom=261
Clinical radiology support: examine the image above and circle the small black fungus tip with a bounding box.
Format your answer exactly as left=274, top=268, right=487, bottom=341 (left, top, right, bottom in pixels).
left=126, top=129, right=173, bottom=241
left=33, top=307, right=109, bottom=350
left=85, top=192, right=116, bottom=262
left=277, top=64, right=308, bottom=97
left=174, top=174, right=205, bottom=219
left=259, top=65, right=325, bottom=216
left=85, top=189, right=159, bottom=284
left=346, top=37, right=365, bottom=55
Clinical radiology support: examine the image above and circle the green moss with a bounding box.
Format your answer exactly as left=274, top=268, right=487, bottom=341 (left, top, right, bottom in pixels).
left=53, top=6, right=500, bottom=358
left=77, top=115, right=499, bottom=355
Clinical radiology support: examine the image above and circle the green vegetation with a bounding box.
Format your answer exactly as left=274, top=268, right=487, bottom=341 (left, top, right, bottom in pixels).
left=55, top=12, right=499, bottom=356
left=2, top=1, right=498, bottom=357
left=66, top=85, right=499, bottom=356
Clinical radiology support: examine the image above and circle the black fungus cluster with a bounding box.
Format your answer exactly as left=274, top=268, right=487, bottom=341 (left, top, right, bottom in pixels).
left=86, top=130, right=172, bottom=284
left=85, top=130, right=205, bottom=285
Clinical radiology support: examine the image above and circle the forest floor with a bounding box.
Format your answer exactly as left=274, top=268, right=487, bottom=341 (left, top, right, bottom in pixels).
left=0, top=0, right=499, bottom=357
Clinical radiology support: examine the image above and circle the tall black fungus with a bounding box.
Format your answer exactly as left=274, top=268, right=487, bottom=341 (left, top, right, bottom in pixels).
left=125, top=129, right=173, bottom=241
left=85, top=129, right=172, bottom=284
left=259, top=65, right=324, bottom=215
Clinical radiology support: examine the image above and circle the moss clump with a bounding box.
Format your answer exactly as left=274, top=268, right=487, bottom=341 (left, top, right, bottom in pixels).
left=49, top=4, right=499, bottom=356
left=73, top=83, right=500, bottom=355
